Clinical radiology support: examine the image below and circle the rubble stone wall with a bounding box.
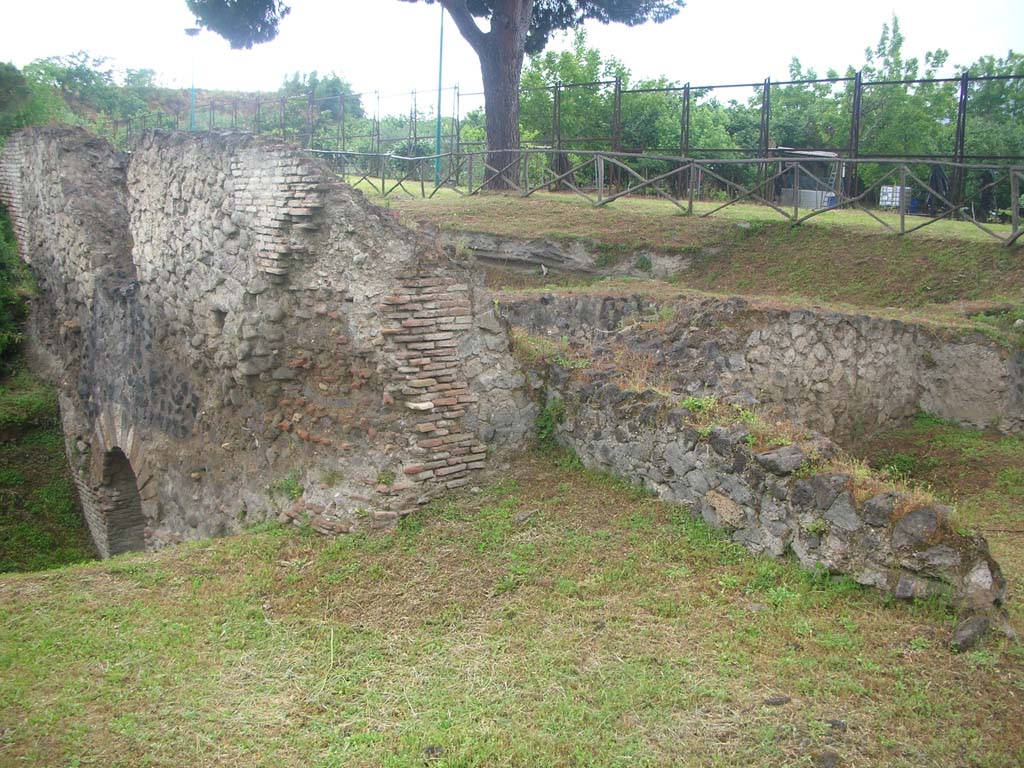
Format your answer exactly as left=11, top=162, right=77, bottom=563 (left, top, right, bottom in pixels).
left=499, top=293, right=1023, bottom=444
left=0, top=128, right=1010, bottom=614
left=547, top=381, right=1006, bottom=613
left=0, top=127, right=533, bottom=553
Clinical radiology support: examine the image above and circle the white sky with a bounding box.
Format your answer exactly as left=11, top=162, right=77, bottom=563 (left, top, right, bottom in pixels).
left=2, top=0, right=1022, bottom=117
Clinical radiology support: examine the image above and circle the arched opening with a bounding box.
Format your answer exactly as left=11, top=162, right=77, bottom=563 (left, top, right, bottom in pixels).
left=99, top=448, right=146, bottom=555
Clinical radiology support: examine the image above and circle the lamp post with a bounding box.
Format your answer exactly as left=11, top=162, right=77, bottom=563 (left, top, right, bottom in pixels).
left=185, top=27, right=199, bottom=131
left=434, top=5, right=444, bottom=187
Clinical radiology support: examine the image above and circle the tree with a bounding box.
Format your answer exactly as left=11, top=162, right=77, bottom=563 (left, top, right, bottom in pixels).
left=840, top=17, right=957, bottom=200
left=0, top=62, right=72, bottom=146
left=186, top=0, right=685, bottom=185
left=958, top=51, right=1023, bottom=209
left=768, top=59, right=844, bottom=150
left=520, top=30, right=626, bottom=150
left=0, top=64, right=36, bottom=139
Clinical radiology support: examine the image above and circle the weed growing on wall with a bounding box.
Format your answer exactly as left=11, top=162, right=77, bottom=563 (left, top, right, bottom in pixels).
left=535, top=396, right=565, bottom=445
left=269, top=472, right=304, bottom=502
left=510, top=328, right=591, bottom=371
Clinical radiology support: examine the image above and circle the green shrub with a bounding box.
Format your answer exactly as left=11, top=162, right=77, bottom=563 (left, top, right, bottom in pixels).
left=0, top=205, right=31, bottom=363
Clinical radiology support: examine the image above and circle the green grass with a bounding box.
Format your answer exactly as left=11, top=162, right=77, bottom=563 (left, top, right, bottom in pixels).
left=0, top=204, right=33, bottom=360
left=0, top=361, right=94, bottom=572
left=386, top=193, right=1024, bottom=314
left=0, top=367, right=58, bottom=430
left=1, top=451, right=1022, bottom=767
left=268, top=471, right=305, bottom=502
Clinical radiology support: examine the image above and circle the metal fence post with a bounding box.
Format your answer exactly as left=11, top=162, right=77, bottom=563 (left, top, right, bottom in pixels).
left=553, top=84, right=562, bottom=151
left=847, top=71, right=862, bottom=200
left=307, top=85, right=315, bottom=149
left=1011, top=170, right=1020, bottom=240
left=453, top=84, right=461, bottom=187
left=688, top=161, right=695, bottom=215
left=899, top=165, right=907, bottom=233
left=792, top=163, right=800, bottom=220
left=951, top=71, right=969, bottom=211
left=610, top=76, right=622, bottom=187
left=342, top=92, right=350, bottom=151
left=759, top=78, right=771, bottom=198
left=411, top=89, right=419, bottom=189
left=679, top=83, right=691, bottom=200
left=612, top=76, right=622, bottom=153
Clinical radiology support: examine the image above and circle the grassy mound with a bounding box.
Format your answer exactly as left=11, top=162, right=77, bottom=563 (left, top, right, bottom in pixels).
left=390, top=193, right=1024, bottom=313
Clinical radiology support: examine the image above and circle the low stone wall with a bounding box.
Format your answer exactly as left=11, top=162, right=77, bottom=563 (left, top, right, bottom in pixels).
left=547, top=380, right=1005, bottom=612
left=500, top=293, right=1024, bottom=444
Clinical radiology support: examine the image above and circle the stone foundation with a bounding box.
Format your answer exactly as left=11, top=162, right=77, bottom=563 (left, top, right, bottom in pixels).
left=499, top=293, right=1023, bottom=444
left=541, top=380, right=1005, bottom=613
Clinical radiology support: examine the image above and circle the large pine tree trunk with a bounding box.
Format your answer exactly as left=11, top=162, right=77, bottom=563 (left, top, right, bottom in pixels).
left=479, top=41, right=524, bottom=189
left=442, top=0, right=533, bottom=190
left=476, top=0, right=533, bottom=190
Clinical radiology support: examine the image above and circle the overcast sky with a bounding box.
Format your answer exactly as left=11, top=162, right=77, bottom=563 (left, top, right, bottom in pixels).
left=3, top=0, right=1022, bottom=117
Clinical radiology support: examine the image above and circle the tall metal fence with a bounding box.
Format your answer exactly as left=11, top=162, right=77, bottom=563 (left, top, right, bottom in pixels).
left=104, top=71, right=1024, bottom=246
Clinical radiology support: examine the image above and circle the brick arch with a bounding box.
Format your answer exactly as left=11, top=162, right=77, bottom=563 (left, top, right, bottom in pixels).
left=77, top=405, right=159, bottom=558
left=94, top=447, right=146, bottom=556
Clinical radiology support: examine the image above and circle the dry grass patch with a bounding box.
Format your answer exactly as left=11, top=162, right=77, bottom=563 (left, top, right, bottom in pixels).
left=508, top=328, right=592, bottom=372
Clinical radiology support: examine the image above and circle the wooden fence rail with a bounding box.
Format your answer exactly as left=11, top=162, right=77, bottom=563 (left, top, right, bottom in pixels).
left=312, top=148, right=1024, bottom=247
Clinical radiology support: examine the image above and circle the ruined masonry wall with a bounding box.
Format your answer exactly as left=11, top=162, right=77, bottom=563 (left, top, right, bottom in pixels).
left=550, top=382, right=1005, bottom=612
left=0, top=127, right=1009, bottom=615
left=1, top=128, right=534, bottom=552
left=499, top=294, right=1023, bottom=443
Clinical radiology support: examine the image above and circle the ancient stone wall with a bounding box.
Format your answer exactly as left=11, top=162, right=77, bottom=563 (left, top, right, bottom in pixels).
left=543, top=379, right=1005, bottom=612
left=0, top=127, right=1010, bottom=617
left=499, top=293, right=1023, bottom=444
left=1, top=127, right=533, bottom=553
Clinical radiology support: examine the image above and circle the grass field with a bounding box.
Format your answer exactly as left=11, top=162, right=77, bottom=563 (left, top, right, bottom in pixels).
left=384, top=192, right=1024, bottom=313
left=1, top=451, right=1022, bottom=767
left=0, top=363, right=94, bottom=573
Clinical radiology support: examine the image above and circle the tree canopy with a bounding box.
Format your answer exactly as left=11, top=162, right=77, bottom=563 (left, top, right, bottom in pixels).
left=400, top=1, right=686, bottom=56
left=186, top=1, right=685, bottom=183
